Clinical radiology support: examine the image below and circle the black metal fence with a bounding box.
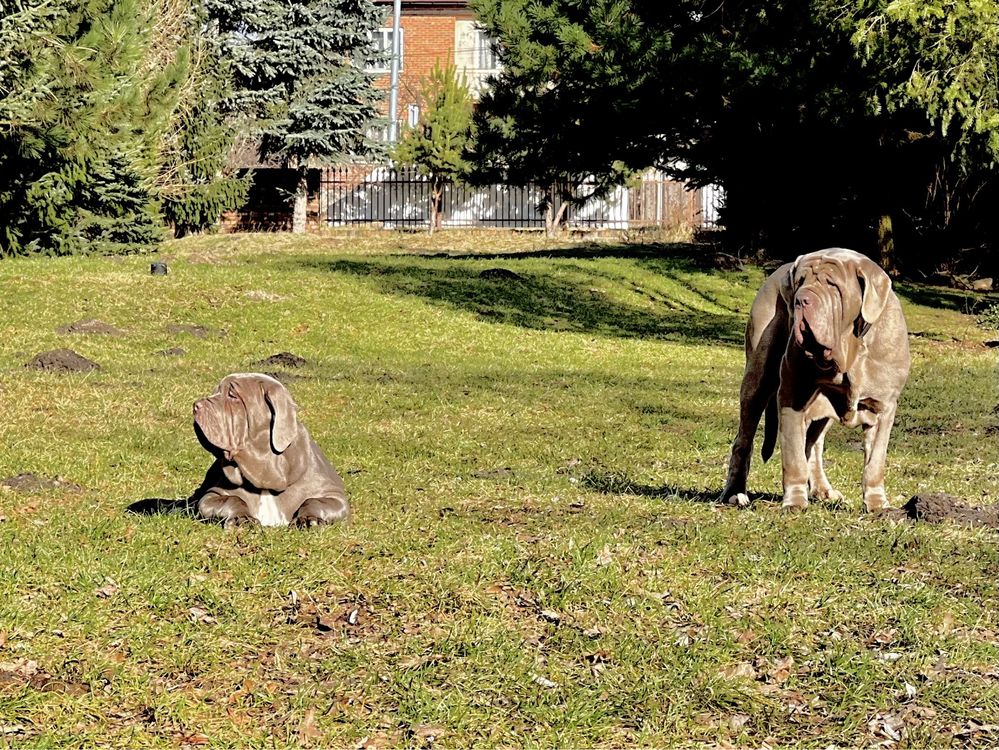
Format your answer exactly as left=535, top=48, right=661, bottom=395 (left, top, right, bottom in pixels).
left=320, top=166, right=721, bottom=230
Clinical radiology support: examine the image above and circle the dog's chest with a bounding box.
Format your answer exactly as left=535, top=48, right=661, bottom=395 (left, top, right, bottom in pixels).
left=252, top=491, right=287, bottom=527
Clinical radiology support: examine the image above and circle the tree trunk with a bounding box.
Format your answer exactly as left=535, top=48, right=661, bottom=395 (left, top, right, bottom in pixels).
left=292, top=167, right=308, bottom=234
left=877, top=213, right=897, bottom=276
left=544, top=183, right=560, bottom=238
left=428, top=181, right=444, bottom=235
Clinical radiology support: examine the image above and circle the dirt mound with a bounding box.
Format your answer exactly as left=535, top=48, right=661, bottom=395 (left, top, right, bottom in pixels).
left=881, top=493, right=999, bottom=529
left=479, top=268, right=524, bottom=281
left=1, top=473, right=83, bottom=493
left=155, top=346, right=187, bottom=357
left=254, top=352, right=307, bottom=368
left=56, top=319, right=125, bottom=336
left=695, top=252, right=745, bottom=272
left=25, top=349, right=100, bottom=373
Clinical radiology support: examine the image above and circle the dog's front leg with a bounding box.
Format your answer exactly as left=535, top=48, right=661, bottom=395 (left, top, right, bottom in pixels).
left=198, top=493, right=260, bottom=528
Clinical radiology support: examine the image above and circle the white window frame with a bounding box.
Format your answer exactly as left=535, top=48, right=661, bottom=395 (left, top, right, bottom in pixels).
left=367, top=27, right=403, bottom=73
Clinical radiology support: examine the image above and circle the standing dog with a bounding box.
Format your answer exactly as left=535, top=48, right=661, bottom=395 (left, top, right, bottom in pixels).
left=721, top=249, right=910, bottom=510
left=192, top=373, right=349, bottom=527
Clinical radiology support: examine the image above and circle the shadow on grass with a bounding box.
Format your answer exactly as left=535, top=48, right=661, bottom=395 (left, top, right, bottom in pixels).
left=126, top=497, right=195, bottom=516
left=579, top=469, right=782, bottom=506
left=895, top=282, right=997, bottom=314
left=299, top=253, right=747, bottom=344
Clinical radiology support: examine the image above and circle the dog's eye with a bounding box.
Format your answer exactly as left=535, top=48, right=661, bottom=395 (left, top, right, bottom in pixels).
left=227, top=389, right=238, bottom=400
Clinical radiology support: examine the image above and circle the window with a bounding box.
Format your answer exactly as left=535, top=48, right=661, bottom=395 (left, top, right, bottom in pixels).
left=472, top=26, right=499, bottom=71
left=407, top=104, right=421, bottom=127
left=367, top=28, right=402, bottom=73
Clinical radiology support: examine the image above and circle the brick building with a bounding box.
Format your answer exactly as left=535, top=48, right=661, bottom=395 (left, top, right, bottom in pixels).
left=370, top=0, right=499, bottom=133
left=220, top=0, right=494, bottom=233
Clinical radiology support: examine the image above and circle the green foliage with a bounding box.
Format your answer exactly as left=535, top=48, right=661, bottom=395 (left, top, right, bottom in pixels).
left=394, top=62, right=475, bottom=231
left=844, top=0, right=999, bottom=159
left=473, top=0, right=999, bottom=266
left=470, top=0, right=646, bottom=234
left=395, top=62, right=475, bottom=183
left=977, top=301, right=999, bottom=329
left=160, top=5, right=250, bottom=236
left=208, top=0, right=385, bottom=167
left=0, top=0, right=191, bottom=255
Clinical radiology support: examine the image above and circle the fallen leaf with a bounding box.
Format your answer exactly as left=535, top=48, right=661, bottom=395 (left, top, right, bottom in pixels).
left=729, top=713, right=750, bottom=731
left=532, top=674, right=558, bottom=689
left=412, top=724, right=446, bottom=743
left=298, top=708, right=321, bottom=742
left=595, top=544, right=613, bottom=566
left=187, top=607, right=216, bottom=625
left=770, top=656, right=794, bottom=683
left=95, top=581, right=120, bottom=599
left=718, top=662, right=758, bottom=681
left=183, top=734, right=210, bottom=746
left=0, top=724, right=26, bottom=736
left=539, top=609, right=561, bottom=624
left=735, top=629, right=756, bottom=645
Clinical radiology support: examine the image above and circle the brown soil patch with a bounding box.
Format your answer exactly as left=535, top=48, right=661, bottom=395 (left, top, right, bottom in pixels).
left=253, top=352, right=308, bottom=368
left=56, top=319, right=125, bottom=336
left=24, top=348, right=100, bottom=373
left=881, top=493, right=999, bottom=530
left=1, top=473, right=83, bottom=493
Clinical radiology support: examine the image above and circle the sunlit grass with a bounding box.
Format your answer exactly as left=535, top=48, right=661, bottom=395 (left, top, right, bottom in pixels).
left=0, top=230, right=996, bottom=747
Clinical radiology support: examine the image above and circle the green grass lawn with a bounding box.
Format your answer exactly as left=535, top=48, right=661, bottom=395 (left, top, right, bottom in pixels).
left=1, top=231, right=997, bottom=748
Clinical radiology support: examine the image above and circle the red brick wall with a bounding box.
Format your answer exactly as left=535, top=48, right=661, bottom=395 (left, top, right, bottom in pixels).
left=372, top=10, right=474, bottom=118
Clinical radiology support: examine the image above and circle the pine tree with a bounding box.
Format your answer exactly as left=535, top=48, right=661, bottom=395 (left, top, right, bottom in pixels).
left=160, top=4, right=250, bottom=237
left=394, top=62, right=475, bottom=233
left=208, top=0, right=386, bottom=233
left=0, top=0, right=191, bottom=255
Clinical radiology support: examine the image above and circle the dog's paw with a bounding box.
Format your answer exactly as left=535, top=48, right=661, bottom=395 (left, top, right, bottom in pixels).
left=814, top=486, right=844, bottom=502
left=723, top=492, right=750, bottom=508
left=863, top=488, right=890, bottom=512
left=294, top=514, right=326, bottom=529
left=782, top=486, right=809, bottom=511
left=223, top=514, right=260, bottom=529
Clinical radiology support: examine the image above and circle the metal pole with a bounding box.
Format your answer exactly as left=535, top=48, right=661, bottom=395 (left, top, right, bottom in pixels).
left=388, top=0, right=402, bottom=143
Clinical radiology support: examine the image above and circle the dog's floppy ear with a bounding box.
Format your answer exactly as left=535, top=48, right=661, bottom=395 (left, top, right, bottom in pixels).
left=263, top=380, right=298, bottom=454
left=854, top=254, right=892, bottom=334
left=779, top=257, right=802, bottom=309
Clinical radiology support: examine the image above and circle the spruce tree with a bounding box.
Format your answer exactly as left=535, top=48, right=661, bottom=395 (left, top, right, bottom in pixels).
left=208, top=0, right=385, bottom=233
left=394, top=62, right=475, bottom=233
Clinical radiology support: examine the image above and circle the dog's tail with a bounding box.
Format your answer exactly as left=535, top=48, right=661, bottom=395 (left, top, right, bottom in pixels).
left=761, top=395, right=778, bottom=463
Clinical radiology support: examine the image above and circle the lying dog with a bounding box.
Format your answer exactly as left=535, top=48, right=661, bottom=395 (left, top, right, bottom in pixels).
left=192, top=373, right=349, bottom=527
left=721, top=248, right=910, bottom=511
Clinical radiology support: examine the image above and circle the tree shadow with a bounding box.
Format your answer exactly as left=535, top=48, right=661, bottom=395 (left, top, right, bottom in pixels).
left=578, top=468, right=783, bottom=506
left=895, top=282, right=997, bottom=314
left=299, top=255, right=747, bottom=344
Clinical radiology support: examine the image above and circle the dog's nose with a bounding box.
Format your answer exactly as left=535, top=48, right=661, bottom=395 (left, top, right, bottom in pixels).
left=795, top=289, right=817, bottom=308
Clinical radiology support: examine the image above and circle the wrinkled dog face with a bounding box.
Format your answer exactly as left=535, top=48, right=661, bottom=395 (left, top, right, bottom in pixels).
left=786, top=249, right=890, bottom=373
left=193, top=373, right=298, bottom=464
